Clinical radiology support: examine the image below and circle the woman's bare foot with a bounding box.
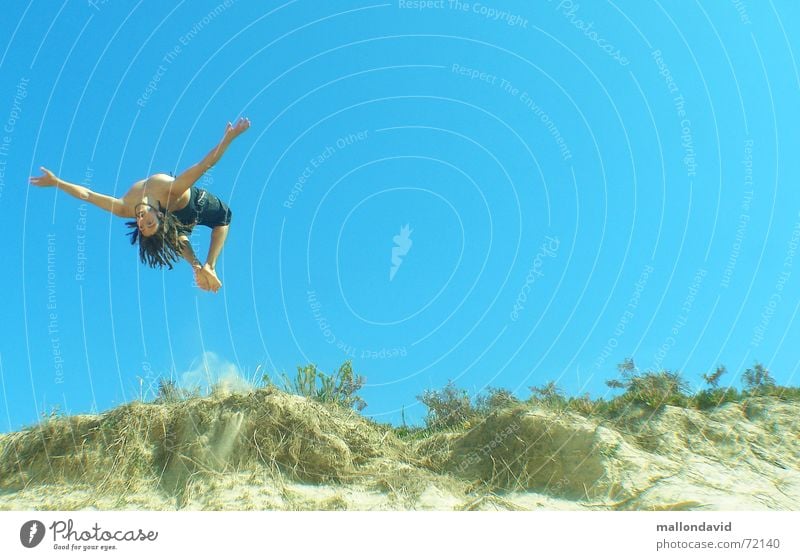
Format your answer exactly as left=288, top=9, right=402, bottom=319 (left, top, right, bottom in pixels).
left=193, top=266, right=212, bottom=291
left=199, top=263, right=222, bottom=292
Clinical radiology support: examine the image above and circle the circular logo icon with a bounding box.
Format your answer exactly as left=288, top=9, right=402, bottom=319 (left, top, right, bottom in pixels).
left=20, top=520, right=45, bottom=548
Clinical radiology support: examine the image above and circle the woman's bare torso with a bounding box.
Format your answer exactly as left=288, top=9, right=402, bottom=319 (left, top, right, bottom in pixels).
left=121, top=174, right=191, bottom=215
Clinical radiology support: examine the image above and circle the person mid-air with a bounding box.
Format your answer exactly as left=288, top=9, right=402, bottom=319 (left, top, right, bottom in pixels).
left=29, top=118, right=250, bottom=292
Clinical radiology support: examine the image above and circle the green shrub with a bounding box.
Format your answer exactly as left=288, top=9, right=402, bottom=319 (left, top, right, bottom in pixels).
left=475, top=387, right=520, bottom=415
left=275, top=361, right=367, bottom=411
left=742, top=362, right=776, bottom=395
left=691, top=387, right=741, bottom=410
left=528, top=381, right=568, bottom=409
left=775, top=386, right=800, bottom=400
left=702, top=365, right=727, bottom=388
left=417, top=380, right=476, bottom=430
left=392, top=425, right=430, bottom=440
left=629, top=371, right=690, bottom=408
left=605, top=359, right=689, bottom=409
left=567, top=394, right=601, bottom=416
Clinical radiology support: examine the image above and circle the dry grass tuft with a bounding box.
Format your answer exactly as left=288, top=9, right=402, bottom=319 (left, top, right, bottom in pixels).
left=2, top=389, right=799, bottom=511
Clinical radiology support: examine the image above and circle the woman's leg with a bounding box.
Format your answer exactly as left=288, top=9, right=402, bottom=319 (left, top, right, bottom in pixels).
left=206, top=225, right=229, bottom=269
left=178, top=235, right=212, bottom=291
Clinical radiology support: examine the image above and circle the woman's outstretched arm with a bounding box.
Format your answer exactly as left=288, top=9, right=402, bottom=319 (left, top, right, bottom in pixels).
left=30, top=167, right=132, bottom=217
left=171, top=117, right=250, bottom=196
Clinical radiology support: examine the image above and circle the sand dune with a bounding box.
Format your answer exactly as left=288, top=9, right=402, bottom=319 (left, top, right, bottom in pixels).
left=1, top=388, right=798, bottom=511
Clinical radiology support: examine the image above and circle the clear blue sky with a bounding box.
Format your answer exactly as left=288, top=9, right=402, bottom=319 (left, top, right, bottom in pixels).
left=1, top=0, right=799, bottom=431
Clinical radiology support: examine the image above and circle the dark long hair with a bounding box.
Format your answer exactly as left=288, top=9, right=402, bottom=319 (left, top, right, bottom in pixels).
left=126, top=202, right=191, bottom=269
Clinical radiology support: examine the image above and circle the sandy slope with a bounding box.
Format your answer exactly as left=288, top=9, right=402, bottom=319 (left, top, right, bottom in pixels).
left=0, top=389, right=798, bottom=511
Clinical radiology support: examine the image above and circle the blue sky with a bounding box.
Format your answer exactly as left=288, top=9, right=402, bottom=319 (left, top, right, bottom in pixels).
left=1, top=0, right=799, bottom=431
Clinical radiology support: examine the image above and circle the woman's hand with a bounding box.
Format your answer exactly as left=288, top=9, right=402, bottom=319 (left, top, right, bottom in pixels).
left=223, top=117, right=250, bottom=142
left=29, top=166, right=59, bottom=187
